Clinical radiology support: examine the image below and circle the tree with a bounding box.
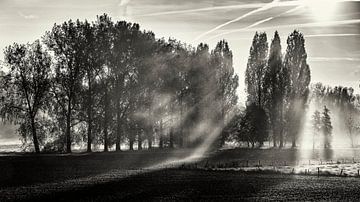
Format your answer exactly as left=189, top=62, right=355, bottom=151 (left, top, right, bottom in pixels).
left=44, top=20, right=86, bottom=153
left=322, top=106, right=332, bottom=148
left=93, top=14, right=114, bottom=152
left=263, top=31, right=285, bottom=147
left=1, top=41, right=52, bottom=153
left=211, top=40, right=239, bottom=147
left=283, top=30, right=311, bottom=148
left=311, top=110, right=321, bottom=149
left=241, top=103, right=269, bottom=147
left=245, top=32, right=268, bottom=107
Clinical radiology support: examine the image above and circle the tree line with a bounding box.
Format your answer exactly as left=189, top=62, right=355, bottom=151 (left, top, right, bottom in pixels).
left=0, top=14, right=238, bottom=153
left=227, top=30, right=311, bottom=148
left=311, top=83, right=360, bottom=148
left=2, top=14, right=357, bottom=153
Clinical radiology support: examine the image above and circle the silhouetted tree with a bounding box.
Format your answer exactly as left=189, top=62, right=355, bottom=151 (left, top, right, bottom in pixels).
left=322, top=106, right=332, bottom=148
left=44, top=20, right=87, bottom=153
left=263, top=31, right=285, bottom=147
left=283, top=30, right=311, bottom=148
left=241, top=103, right=268, bottom=147
left=211, top=40, right=239, bottom=147
left=312, top=110, right=321, bottom=149
left=1, top=41, right=52, bottom=153
left=245, top=32, right=268, bottom=107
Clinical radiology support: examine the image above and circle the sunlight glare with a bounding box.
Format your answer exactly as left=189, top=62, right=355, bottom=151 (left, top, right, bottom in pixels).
left=301, top=0, right=338, bottom=21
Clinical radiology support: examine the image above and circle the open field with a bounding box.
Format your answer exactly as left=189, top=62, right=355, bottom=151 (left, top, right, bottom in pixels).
left=1, top=148, right=360, bottom=201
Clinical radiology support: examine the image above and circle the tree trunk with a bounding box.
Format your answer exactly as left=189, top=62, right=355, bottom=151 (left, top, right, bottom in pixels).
left=129, top=134, right=134, bottom=151
left=258, top=82, right=262, bottom=107
left=279, top=102, right=284, bottom=148
left=104, top=125, right=108, bottom=152
left=103, top=89, right=109, bottom=152
left=66, top=98, right=72, bottom=153
left=115, top=102, right=121, bottom=151
left=30, top=116, right=40, bottom=153
left=147, top=109, right=152, bottom=149
left=291, top=138, right=296, bottom=148
left=219, top=105, right=226, bottom=148
left=148, top=134, right=152, bottom=149
left=159, top=119, right=163, bottom=149
left=138, top=129, right=142, bottom=150
left=273, top=132, right=277, bottom=148
left=169, top=128, right=174, bottom=148
left=87, top=79, right=92, bottom=152
left=87, top=120, right=92, bottom=152
left=179, top=97, right=184, bottom=148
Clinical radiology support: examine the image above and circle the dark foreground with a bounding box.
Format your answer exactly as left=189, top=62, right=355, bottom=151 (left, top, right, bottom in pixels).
left=2, top=169, right=360, bottom=201
left=1, top=149, right=360, bottom=201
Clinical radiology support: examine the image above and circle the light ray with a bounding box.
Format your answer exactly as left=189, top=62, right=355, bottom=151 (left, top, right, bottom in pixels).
left=206, top=19, right=360, bottom=41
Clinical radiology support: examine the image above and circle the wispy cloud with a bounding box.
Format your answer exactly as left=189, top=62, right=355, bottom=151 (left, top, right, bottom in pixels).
left=193, top=0, right=287, bottom=42
left=354, top=68, right=360, bottom=76
left=118, top=0, right=131, bottom=6
left=137, top=3, right=267, bottom=17
left=206, top=19, right=360, bottom=40
left=206, top=5, right=303, bottom=40
left=18, top=12, right=38, bottom=20
left=308, top=57, right=360, bottom=62
left=306, top=33, right=360, bottom=38
left=138, top=0, right=360, bottom=18
left=118, top=0, right=131, bottom=17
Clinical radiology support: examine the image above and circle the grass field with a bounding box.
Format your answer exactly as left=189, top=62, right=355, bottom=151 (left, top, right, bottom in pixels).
left=1, top=148, right=360, bottom=201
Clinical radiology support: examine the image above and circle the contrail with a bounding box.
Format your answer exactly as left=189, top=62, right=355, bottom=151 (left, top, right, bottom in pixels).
left=247, top=5, right=303, bottom=29
left=206, top=5, right=303, bottom=41
left=138, top=0, right=360, bottom=17
left=206, top=19, right=360, bottom=40
left=193, top=0, right=284, bottom=42
left=306, top=33, right=360, bottom=38
left=137, top=3, right=267, bottom=17
left=308, top=57, right=360, bottom=62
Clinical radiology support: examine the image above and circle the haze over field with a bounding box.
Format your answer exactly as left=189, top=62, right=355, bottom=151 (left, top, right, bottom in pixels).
left=0, top=0, right=359, bottom=145
left=1, top=1, right=360, bottom=201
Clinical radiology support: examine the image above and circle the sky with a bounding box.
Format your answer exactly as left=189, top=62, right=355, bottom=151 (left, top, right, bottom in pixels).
left=0, top=0, right=359, bottom=143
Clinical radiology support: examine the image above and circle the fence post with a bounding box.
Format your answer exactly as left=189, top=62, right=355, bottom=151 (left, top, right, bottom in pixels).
left=317, top=167, right=320, bottom=177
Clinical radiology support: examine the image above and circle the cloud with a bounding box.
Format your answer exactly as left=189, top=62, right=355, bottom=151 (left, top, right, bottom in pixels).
left=308, top=57, right=360, bottom=62
left=118, top=0, right=131, bottom=17
left=206, top=19, right=360, bottom=40
left=193, top=0, right=287, bottom=42
left=119, top=0, right=131, bottom=6
left=354, top=68, right=360, bottom=76
left=245, top=5, right=303, bottom=29
left=206, top=5, right=303, bottom=40
left=306, top=33, right=360, bottom=38
left=137, top=3, right=267, bottom=17
left=18, top=12, right=38, bottom=19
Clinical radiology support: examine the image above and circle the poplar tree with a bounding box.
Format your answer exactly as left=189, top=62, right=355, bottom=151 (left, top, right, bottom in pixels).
left=283, top=30, right=311, bottom=148
left=322, top=106, right=332, bottom=148
left=245, top=32, right=268, bottom=107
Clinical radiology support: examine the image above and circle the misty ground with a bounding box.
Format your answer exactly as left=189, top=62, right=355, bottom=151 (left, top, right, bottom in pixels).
left=1, top=148, right=360, bottom=201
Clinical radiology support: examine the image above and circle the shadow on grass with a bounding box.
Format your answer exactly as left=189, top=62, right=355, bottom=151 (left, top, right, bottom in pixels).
left=27, top=169, right=295, bottom=202
left=0, top=149, right=194, bottom=188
